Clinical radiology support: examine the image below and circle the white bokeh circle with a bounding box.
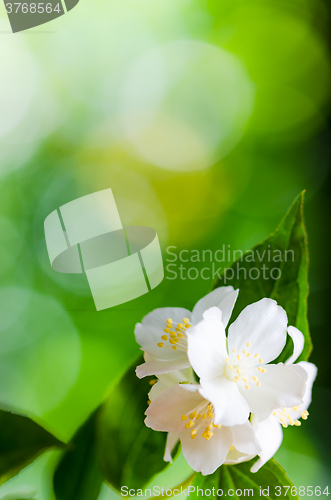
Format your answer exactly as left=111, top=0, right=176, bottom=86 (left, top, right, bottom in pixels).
left=120, top=40, right=255, bottom=171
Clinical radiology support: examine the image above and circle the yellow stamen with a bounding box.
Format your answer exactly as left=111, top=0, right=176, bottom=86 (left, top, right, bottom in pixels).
left=177, top=333, right=184, bottom=338
left=228, top=365, right=234, bottom=370
left=161, top=335, right=167, bottom=341
left=236, top=368, right=241, bottom=374
left=208, top=411, right=214, bottom=418
left=183, top=318, right=189, bottom=323
left=294, top=420, right=301, bottom=426
left=229, top=444, right=235, bottom=451
left=254, top=353, right=260, bottom=358
left=234, top=376, right=239, bottom=382
left=232, top=348, right=237, bottom=353
left=243, top=349, right=247, bottom=355
left=256, top=381, right=261, bottom=386
left=169, top=339, right=177, bottom=344
left=149, top=379, right=157, bottom=385
left=164, top=328, right=170, bottom=333
left=252, top=376, right=258, bottom=381
left=237, top=354, right=241, bottom=361
left=189, top=411, right=197, bottom=419
left=245, top=385, right=250, bottom=390
left=205, top=431, right=213, bottom=440
left=225, top=358, right=230, bottom=363
left=203, top=413, right=207, bottom=419
left=172, top=346, right=177, bottom=351
left=185, top=324, right=192, bottom=328
left=196, top=414, right=201, bottom=420
left=157, top=343, right=164, bottom=348
left=170, top=331, right=177, bottom=338
left=259, top=358, right=264, bottom=363
left=181, top=415, right=187, bottom=421
left=185, top=421, right=195, bottom=429
left=293, top=406, right=300, bottom=411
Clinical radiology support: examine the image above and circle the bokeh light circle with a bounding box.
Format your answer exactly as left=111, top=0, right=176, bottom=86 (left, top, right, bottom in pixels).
left=0, top=288, right=81, bottom=415
left=120, top=40, right=255, bottom=171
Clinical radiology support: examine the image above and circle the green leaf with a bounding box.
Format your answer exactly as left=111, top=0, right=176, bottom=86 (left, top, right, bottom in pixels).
left=190, top=459, right=299, bottom=500
left=53, top=412, right=103, bottom=500
left=0, top=409, right=64, bottom=486
left=213, top=191, right=311, bottom=361
left=97, top=358, right=169, bottom=491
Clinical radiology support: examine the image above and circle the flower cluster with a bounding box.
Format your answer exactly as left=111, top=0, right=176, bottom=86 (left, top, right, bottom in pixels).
left=134, top=287, right=317, bottom=475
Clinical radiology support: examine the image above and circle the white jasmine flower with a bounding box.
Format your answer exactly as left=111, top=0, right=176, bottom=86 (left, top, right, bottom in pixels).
left=186, top=299, right=308, bottom=427
left=147, top=367, right=196, bottom=463
left=148, top=367, right=196, bottom=403
left=135, top=287, right=238, bottom=378
left=145, top=383, right=261, bottom=475
left=249, top=326, right=317, bottom=472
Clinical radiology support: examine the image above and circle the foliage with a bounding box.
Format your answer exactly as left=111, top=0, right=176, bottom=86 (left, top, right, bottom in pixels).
left=0, top=409, right=64, bottom=486
left=213, top=191, right=311, bottom=362
left=190, top=459, right=299, bottom=500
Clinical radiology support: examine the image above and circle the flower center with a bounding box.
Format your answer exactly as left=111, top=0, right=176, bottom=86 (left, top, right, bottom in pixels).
left=181, top=401, right=221, bottom=441
left=273, top=406, right=309, bottom=428
left=157, top=317, right=191, bottom=352
left=224, top=341, right=267, bottom=389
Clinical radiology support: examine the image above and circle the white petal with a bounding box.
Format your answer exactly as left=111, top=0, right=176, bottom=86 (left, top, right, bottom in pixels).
left=227, top=298, right=288, bottom=364
left=250, top=414, right=283, bottom=472
left=164, top=432, right=180, bottom=463
left=240, top=363, right=307, bottom=421
left=136, top=358, right=191, bottom=378
left=149, top=370, right=195, bottom=401
left=187, top=307, right=228, bottom=380
left=180, top=425, right=232, bottom=475
left=231, top=421, right=261, bottom=456
left=191, top=287, right=239, bottom=327
left=145, top=384, right=203, bottom=433
left=285, top=326, right=305, bottom=365
left=135, top=323, right=188, bottom=362
left=141, top=307, right=192, bottom=329
left=224, top=450, right=256, bottom=465
left=199, top=376, right=250, bottom=426
left=297, top=361, right=317, bottom=412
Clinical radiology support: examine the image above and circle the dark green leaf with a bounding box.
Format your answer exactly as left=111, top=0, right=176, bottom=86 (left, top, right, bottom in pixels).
left=0, top=409, right=64, bottom=486
left=53, top=412, right=103, bottom=500
left=213, top=191, right=311, bottom=361
left=97, top=358, right=169, bottom=491
left=190, top=459, right=299, bottom=500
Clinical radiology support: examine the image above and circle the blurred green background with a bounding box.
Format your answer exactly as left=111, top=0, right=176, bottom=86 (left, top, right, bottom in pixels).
left=0, top=0, right=330, bottom=497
